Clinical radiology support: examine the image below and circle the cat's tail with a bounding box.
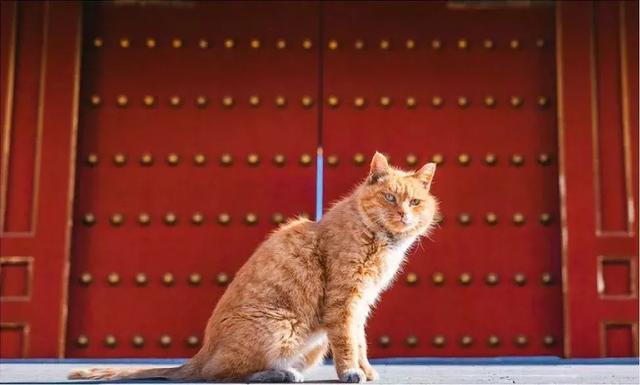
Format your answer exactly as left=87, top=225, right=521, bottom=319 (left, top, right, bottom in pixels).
left=68, top=362, right=199, bottom=381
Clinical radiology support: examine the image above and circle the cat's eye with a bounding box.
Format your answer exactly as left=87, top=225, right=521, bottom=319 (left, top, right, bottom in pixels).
left=410, top=199, right=422, bottom=206
left=383, top=193, right=396, bottom=204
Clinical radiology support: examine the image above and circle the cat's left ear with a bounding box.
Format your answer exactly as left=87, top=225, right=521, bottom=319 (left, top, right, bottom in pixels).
left=415, top=162, right=436, bottom=191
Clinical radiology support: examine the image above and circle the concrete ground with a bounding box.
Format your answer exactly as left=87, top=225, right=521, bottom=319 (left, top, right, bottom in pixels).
left=0, top=360, right=638, bottom=384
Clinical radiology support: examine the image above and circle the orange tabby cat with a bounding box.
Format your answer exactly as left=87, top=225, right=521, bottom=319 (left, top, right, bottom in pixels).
left=69, top=152, right=438, bottom=383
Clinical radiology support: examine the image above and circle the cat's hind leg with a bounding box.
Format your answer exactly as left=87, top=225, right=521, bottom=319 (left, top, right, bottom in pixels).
left=247, top=368, right=304, bottom=383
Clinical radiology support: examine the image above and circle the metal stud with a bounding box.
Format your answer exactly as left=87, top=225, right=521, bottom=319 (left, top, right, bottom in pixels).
left=104, top=335, right=117, bottom=348
left=536, top=38, right=546, bottom=48
left=275, top=95, right=287, bottom=108
left=432, top=335, right=446, bottom=347
left=196, top=95, right=208, bottom=108
left=487, top=335, right=500, bottom=347
left=458, top=272, right=472, bottom=285
left=379, top=96, right=392, bottom=107
left=354, top=39, right=365, bottom=50
left=132, top=335, right=144, bottom=348
left=191, top=212, right=204, bottom=225
left=275, top=38, right=286, bottom=49
left=220, top=153, right=233, bottom=166
left=171, top=38, right=183, bottom=48
left=300, top=212, right=311, bottom=219
left=327, top=95, right=339, bottom=108
left=537, top=153, right=552, bottom=165
left=513, top=273, right=527, bottom=286
left=79, top=272, right=93, bottom=285
left=76, top=335, right=89, bottom=347
left=249, top=95, right=261, bottom=107
left=405, top=96, right=417, bottom=108
left=457, top=96, right=469, bottom=108
left=164, top=212, right=177, bottom=225
left=140, top=153, right=153, bottom=166
left=432, top=272, right=445, bottom=285
left=299, top=153, right=313, bottom=166
left=198, top=39, right=209, bottom=49
left=484, top=95, right=496, bottom=107
left=353, top=153, right=365, bottom=165
left=247, top=153, right=260, bottom=166
left=93, top=37, right=103, bottom=47
left=272, top=212, right=285, bottom=225
left=460, top=335, right=473, bottom=347
left=145, top=38, right=156, bottom=48
left=110, top=213, right=124, bottom=226
left=406, top=272, right=418, bottom=285
left=457, top=153, right=471, bottom=166
left=405, top=153, right=418, bottom=166
left=135, top=273, right=148, bottom=286
left=167, top=153, right=180, bottom=166
left=537, top=96, right=549, bottom=108
left=188, top=273, right=202, bottom=286
left=431, top=39, right=442, bottom=50
left=187, top=335, right=200, bottom=347
left=405, top=39, right=416, bottom=49
left=119, top=38, right=130, bottom=48
left=431, top=153, right=444, bottom=165
left=328, top=39, right=338, bottom=50
left=510, top=96, right=523, bottom=108
left=485, top=273, right=499, bottom=286
left=483, top=39, right=494, bottom=49
left=82, top=213, right=96, bottom=226
left=86, top=153, right=99, bottom=166
left=142, top=95, right=155, bottom=108
left=354, top=97, right=366, bottom=109
left=379, top=39, right=390, bottom=50
left=245, top=213, right=258, bottom=225
left=512, top=213, right=525, bottom=226
left=169, top=95, right=182, bottom=107
left=431, top=96, right=443, bottom=108
left=224, top=38, right=235, bottom=49
left=90, top=95, right=101, bottom=107
left=539, top=213, right=553, bottom=227
left=107, top=272, right=120, bottom=286
left=116, top=95, right=128, bottom=107
left=434, top=214, right=445, bottom=226
left=222, top=95, right=234, bottom=108
left=485, top=212, right=498, bottom=225
left=406, top=335, right=418, bottom=347
left=541, top=272, right=553, bottom=285
left=216, top=272, right=229, bottom=286
left=514, top=334, right=528, bottom=347
left=138, top=213, right=151, bottom=226
left=326, top=155, right=339, bottom=167
left=510, top=154, right=524, bottom=166
left=162, top=272, right=175, bottom=286
left=510, top=39, right=520, bottom=50
left=272, top=154, right=286, bottom=167
left=457, top=39, right=468, bottom=49
left=302, top=38, right=313, bottom=50
left=113, top=153, right=127, bottom=166
left=543, top=335, right=555, bottom=347
left=159, top=334, right=172, bottom=347
left=217, top=213, right=231, bottom=225
left=378, top=335, right=391, bottom=348
left=301, top=95, right=314, bottom=108
left=484, top=153, right=497, bottom=166
left=193, top=153, right=206, bottom=166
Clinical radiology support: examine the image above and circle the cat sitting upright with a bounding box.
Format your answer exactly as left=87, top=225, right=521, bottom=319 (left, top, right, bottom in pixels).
left=69, top=152, right=438, bottom=383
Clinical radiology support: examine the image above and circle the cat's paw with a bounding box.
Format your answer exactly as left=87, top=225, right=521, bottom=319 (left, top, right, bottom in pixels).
left=361, top=365, right=379, bottom=381
left=340, top=368, right=367, bottom=383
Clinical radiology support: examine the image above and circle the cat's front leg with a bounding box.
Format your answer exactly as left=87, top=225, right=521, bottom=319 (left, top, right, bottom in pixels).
left=325, top=304, right=366, bottom=383
left=357, top=328, right=378, bottom=381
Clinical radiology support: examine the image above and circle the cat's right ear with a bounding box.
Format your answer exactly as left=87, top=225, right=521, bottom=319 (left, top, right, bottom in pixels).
left=369, top=152, right=389, bottom=183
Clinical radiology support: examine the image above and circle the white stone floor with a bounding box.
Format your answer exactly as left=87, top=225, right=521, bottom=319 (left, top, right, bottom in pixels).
left=0, top=362, right=638, bottom=384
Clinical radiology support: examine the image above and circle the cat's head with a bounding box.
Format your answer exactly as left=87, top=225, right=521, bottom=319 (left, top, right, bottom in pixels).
left=358, top=152, right=438, bottom=234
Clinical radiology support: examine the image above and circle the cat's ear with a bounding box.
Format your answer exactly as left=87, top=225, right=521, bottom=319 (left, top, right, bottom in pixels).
left=369, top=152, right=389, bottom=183
left=415, top=162, right=436, bottom=191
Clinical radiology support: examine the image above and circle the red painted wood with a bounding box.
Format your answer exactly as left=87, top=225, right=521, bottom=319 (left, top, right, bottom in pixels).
left=557, top=1, right=638, bottom=357
left=0, top=1, right=81, bottom=357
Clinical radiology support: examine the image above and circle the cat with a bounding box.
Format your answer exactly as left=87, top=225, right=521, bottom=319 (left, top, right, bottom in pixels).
left=69, top=152, right=438, bottom=383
